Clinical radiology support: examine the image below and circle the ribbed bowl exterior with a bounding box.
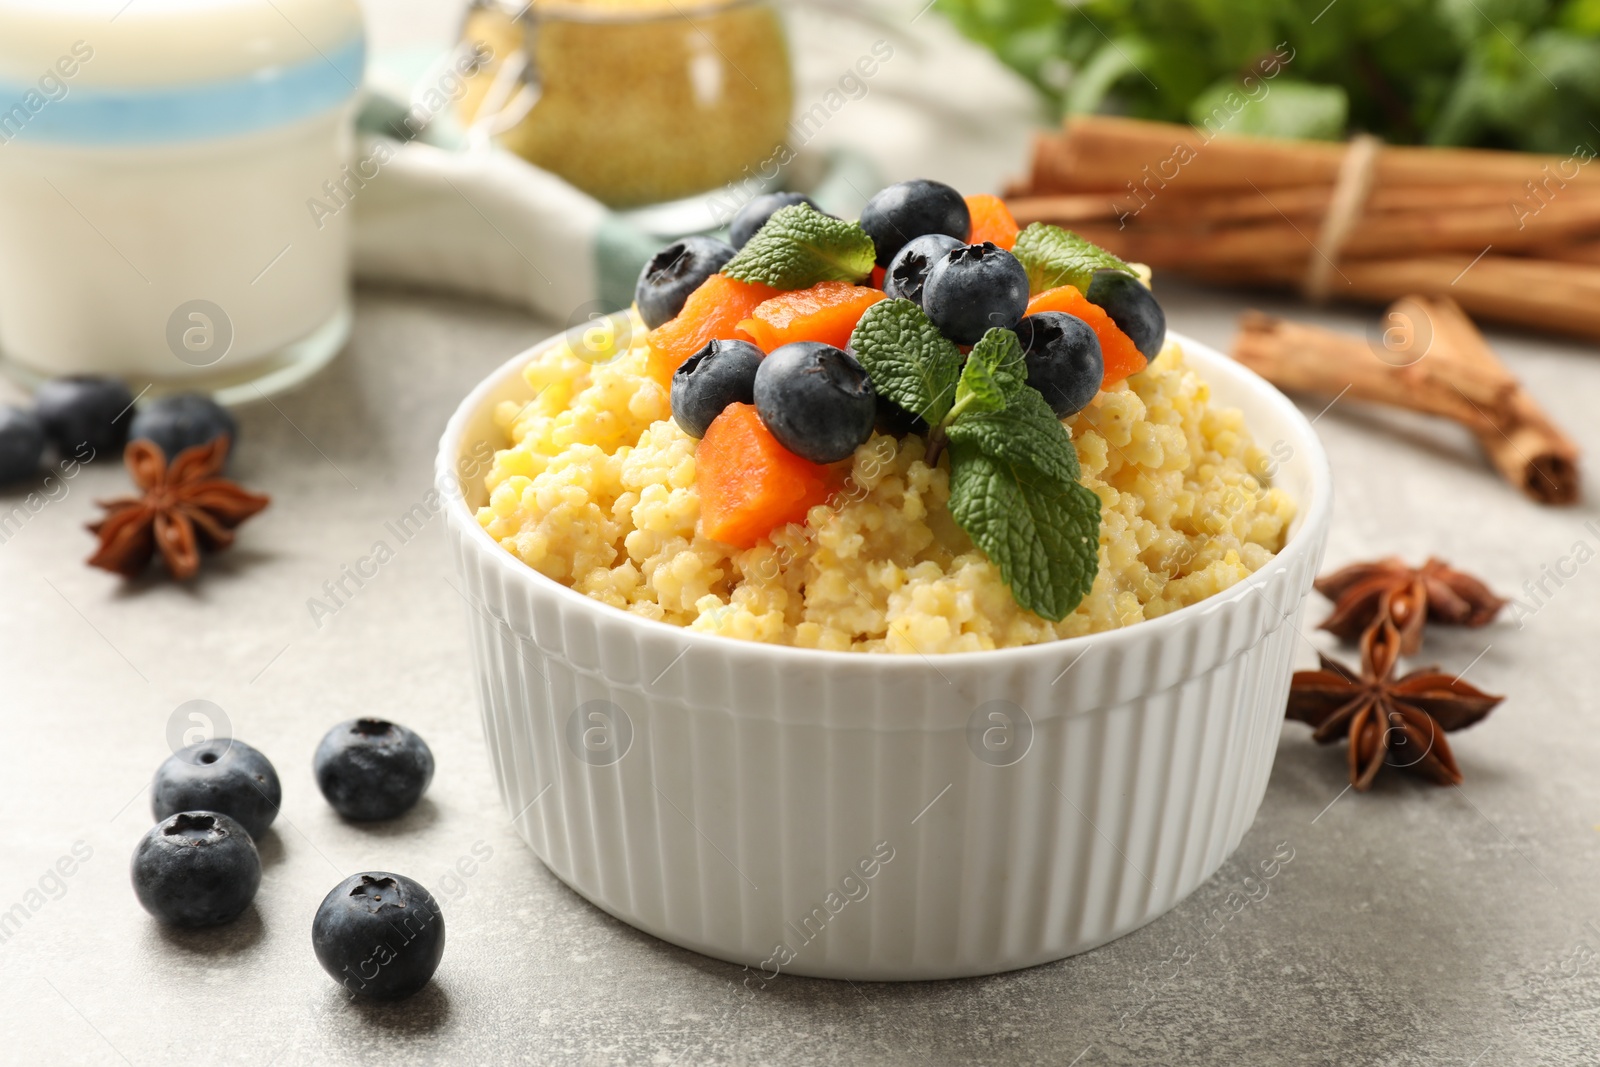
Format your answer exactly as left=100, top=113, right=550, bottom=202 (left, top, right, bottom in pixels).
left=440, top=330, right=1333, bottom=981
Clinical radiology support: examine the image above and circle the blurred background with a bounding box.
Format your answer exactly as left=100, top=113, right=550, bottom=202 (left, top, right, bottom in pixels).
left=6, top=0, right=1597, bottom=404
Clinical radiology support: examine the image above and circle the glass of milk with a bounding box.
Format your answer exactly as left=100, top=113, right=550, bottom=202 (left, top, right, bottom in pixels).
left=0, top=0, right=365, bottom=401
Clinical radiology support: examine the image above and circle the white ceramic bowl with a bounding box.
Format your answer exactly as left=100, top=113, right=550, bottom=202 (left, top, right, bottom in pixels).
left=438, top=325, right=1333, bottom=981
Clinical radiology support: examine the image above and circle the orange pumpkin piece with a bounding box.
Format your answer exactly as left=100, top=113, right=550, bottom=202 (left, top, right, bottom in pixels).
left=647, top=274, right=779, bottom=386
left=697, top=403, right=838, bottom=549
left=736, top=282, right=887, bottom=353
left=965, top=194, right=1020, bottom=250
left=1026, top=285, right=1148, bottom=388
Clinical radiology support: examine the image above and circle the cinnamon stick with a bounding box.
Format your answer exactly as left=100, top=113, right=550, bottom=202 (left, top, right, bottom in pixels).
left=1020, top=194, right=1600, bottom=263
left=1009, top=183, right=1594, bottom=229
left=1534, top=238, right=1600, bottom=266
left=1233, top=298, right=1580, bottom=504
left=1011, top=115, right=1600, bottom=341
left=1029, top=116, right=1600, bottom=194
left=1337, top=257, right=1600, bottom=343
left=1406, top=296, right=1581, bottom=504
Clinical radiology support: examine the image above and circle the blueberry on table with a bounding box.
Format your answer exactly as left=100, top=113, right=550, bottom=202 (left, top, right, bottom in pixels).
left=922, top=242, right=1030, bottom=345
left=635, top=236, right=738, bottom=330
left=1086, top=269, right=1167, bottom=360
left=314, top=719, right=435, bottom=821
left=33, top=375, right=132, bottom=458
left=131, top=811, right=261, bottom=927
left=0, top=405, right=45, bottom=484
left=753, top=341, right=876, bottom=464
left=1017, top=312, right=1105, bottom=418
left=883, top=233, right=964, bottom=306
left=671, top=338, right=764, bottom=438
left=313, top=872, right=445, bottom=1000
left=152, top=739, right=281, bottom=839
left=730, top=192, right=821, bottom=249
left=130, top=393, right=238, bottom=460
left=860, top=179, right=971, bottom=267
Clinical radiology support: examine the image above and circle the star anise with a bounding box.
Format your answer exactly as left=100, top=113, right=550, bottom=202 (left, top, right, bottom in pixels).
left=1287, top=619, right=1503, bottom=790
left=87, top=437, right=269, bottom=580
left=1315, top=556, right=1506, bottom=655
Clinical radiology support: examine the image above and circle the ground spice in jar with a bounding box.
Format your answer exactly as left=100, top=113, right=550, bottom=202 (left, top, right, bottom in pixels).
left=469, top=0, right=794, bottom=208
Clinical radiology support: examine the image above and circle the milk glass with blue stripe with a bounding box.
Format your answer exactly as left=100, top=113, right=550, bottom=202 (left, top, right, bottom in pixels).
left=0, top=0, right=365, bottom=399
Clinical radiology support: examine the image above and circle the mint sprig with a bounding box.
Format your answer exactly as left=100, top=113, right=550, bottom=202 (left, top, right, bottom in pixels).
left=947, top=443, right=1099, bottom=622
left=853, top=310, right=1101, bottom=622
left=946, top=391, right=1083, bottom=488
left=722, top=205, right=876, bottom=290
left=849, top=298, right=963, bottom=425
left=948, top=326, right=1028, bottom=420
left=1012, top=222, right=1136, bottom=294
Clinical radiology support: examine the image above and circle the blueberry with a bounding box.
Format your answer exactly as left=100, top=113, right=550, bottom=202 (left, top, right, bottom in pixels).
left=753, top=342, right=876, bottom=464
left=129, top=393, right=237, bottom=460
left=152, top=739, right=281, bottom=840
left=314, top=719, right=435, bottom=821
left=671, top=339, right=764, bottom=438
left=1085, top=270, right=1166, bottom=360
left=859, top=179, right=970, bottom=267
left=33, top=375, right=132, bottom=458
left=883, top=233, right=964, bottom=306
left=730, top=192, right=821, bottom=249
left=922, top=243, right=1030, bottom=345
left=313, top=872, right=445, bottom=1001
left=0, top=405, right=45, bottom=484
left=634, top=236, right=737, bottom=330
left=1017, top=313, right=1105, bottom=418
left=131, top=811, right=261, bottom=927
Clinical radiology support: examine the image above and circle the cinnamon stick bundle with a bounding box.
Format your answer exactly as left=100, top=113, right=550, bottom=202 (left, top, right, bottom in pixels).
left=1022, top=116, right=1600, bottom=195
left=1010, top=184, right=1600, bottom=229
left=1233, top=296, right=1580, bottom=504
left=1010, top=116, right=1600, bottom=341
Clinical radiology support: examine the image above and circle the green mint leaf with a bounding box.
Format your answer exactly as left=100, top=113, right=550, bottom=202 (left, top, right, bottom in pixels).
left=946, top=386, right=1082, bottom=486
left=722, top=204, right=876, bottom=290
left=1012, top=223, right=1135, bottom=294
left=946, top=440, right=1101, bottom=622
left=952, top=328, right=1029, bottom=418
left=942, top=325, right=1095, bottom=619
left=849, top=298, right=963, bottom=425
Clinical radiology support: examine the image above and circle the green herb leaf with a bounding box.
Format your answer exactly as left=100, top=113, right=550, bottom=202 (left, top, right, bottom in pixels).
left=849, top=298, right=964, bottom=425
left=940, top=328, right=1096, bottom=620
left=946, top=387, right=1082, bottom=486
left=951, top=327, right=1029, bottom=418
left=722, top=204, right=877, bottom=290
left=939, top=0, right=1600, bottom=155
left=851, top=318, right=1101, bottom=622
left=1012, top=223, right=1136, bottom=295
left=946, top=441, right=1101, bottom=622
left=1188, top=77, right=1347, bottom=140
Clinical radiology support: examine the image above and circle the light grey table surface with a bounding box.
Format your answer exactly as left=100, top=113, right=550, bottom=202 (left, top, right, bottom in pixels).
left=4, top=3, right=1600, bottom=1065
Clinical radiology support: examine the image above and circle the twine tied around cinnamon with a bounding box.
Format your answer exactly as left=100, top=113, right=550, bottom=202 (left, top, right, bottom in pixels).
left=1303, top=133, right=1383, bottom=303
